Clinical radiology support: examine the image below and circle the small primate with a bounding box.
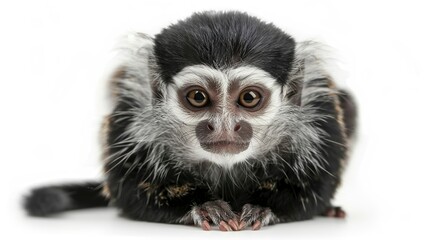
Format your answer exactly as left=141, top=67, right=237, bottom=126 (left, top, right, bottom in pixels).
left=24, top=11, right=357, bottom=231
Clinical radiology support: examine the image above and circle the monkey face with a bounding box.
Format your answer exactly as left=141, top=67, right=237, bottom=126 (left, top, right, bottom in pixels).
left=147, top=12, right=297, bottom=167
left=165, top=64, right=284, bottom=166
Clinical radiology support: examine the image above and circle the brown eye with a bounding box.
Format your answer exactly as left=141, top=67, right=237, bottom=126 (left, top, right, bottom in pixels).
left=186, top=89, right=209, bottom=107
left=239, top=90, right=261, bottom=108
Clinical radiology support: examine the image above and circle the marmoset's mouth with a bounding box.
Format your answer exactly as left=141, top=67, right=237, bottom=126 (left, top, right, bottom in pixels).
left=200, top=141, right=250, bottom=154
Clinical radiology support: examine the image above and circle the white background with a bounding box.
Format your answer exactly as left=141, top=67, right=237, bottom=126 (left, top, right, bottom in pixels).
left=1, top=0, right=428, bottom=239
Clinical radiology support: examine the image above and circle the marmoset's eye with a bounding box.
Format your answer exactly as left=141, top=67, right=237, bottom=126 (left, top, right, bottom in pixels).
left=238, top=89, right=261, bottom=108
left=186, top=89, right=209, bottom=107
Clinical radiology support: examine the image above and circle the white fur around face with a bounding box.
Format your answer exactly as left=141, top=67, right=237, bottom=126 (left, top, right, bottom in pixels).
left=166, top=65, right=283, bottom=168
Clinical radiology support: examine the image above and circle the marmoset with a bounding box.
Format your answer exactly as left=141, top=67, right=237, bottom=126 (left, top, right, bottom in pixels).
left=24, top=11, right=357, bottom=231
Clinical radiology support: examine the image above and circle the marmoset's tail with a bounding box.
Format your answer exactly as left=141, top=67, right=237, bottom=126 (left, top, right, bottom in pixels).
left=23, top=181, right=109, bottom=216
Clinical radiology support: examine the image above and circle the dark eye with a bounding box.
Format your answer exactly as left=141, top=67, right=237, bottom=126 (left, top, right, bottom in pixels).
left=186, top=89, right=209, bottom=107
left=238, top=90, right=261, bottom=108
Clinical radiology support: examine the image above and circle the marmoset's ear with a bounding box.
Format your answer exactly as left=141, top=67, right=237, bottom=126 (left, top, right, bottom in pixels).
left=284, top=78, right=303, bottom=106
left=149, top=67, right=167, bottom=105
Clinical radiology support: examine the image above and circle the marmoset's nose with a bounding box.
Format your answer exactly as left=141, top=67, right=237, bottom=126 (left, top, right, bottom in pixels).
left=206, top=122, right=241, bottom=132
left=196, top=120, right=252, bottom=141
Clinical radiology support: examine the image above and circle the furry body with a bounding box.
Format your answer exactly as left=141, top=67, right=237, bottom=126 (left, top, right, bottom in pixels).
left=24, top=12, right=356, bottom=230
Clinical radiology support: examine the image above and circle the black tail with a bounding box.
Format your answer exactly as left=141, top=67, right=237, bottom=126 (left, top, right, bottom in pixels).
left=23, top=182, right=109, bottom=216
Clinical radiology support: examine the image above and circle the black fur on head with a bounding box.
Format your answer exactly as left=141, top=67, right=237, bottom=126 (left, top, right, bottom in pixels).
left=154, top=11, right=296, bottom=85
